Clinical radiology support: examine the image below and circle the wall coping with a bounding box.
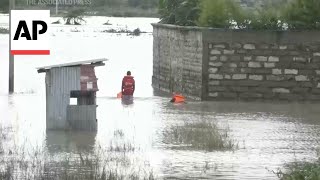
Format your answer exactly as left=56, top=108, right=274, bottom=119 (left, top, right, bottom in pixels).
left=152, top=23, right=320, bottom=33
left=152, top=23, right=320, bottom=43
left=152, top=23, right=205, bottom=31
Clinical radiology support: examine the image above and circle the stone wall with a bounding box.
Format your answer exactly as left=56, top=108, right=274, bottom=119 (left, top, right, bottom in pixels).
left=203, top=30, right=320, bottom=101
left=152, top=24, right=320, bottom=101
left=152, top=24, right=203, bottom=99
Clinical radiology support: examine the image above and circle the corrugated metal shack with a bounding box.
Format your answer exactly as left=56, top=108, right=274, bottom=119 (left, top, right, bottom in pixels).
left=37, top=59, right=107, bottom=131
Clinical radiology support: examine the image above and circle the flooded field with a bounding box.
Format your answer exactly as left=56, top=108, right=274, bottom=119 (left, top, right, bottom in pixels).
left=1, top=15, right=320, bottom=179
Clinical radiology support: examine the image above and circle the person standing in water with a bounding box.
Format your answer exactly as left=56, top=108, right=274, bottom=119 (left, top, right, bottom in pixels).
left=121, top=71, right=135, bottom=104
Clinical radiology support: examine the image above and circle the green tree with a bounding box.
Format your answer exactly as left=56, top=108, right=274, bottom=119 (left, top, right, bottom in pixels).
left=197, top=0, right=240, bottom=28
left=238, top=8, right=284, bottom=30
left=283, top=0, right=320, bottom=30
left=158, top=0, right=200, bottom=26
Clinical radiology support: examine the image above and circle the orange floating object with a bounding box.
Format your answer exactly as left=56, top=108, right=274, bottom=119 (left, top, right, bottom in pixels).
left=117, top=92, right=122, bottom=98
left=171, top=93, right=185, bottom=103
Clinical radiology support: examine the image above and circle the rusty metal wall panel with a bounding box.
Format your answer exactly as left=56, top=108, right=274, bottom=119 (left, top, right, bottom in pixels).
left=46, top=66, right=81, bottom=130
left=67, top=105, right=97, bottom=131
left=80, top=65, right=99, bottom=91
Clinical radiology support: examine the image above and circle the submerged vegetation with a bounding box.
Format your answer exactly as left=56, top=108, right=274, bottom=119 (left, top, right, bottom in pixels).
left=52, top=20, right=61, bottom=24
left=274, top=148, right=320, bottom=180
left=101, top=28, right=145, bottom=36
left=64, top=9, right=87, bottom=25
left=0, top=27, right=9, bottom=34
left=275, top=160, right=320, bottom=180
left=0, top=128, right=155, bottom=180
left=159, top=0, right=320, bottom=30
left=0, top=151, right=155, bottom=180
left=163, top=120, right=238, bottom=151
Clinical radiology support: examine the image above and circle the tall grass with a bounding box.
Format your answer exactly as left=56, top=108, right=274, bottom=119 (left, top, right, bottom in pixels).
left=275, top=160, right=320, bottom=180
left=274, top=148, right=320, bottom=180
left=0, top=153, right=155, bottom=180
left=162, top=120, right=238, bottom=151
left=0, top=127, right=155, bottom=180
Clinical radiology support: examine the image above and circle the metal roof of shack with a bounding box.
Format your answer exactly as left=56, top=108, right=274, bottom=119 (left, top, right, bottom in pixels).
left=37, top=58, right=108, bottom=73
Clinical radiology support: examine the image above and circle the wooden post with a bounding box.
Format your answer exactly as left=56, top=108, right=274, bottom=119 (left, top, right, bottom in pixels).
left=8, top=0, right=15, bottom=94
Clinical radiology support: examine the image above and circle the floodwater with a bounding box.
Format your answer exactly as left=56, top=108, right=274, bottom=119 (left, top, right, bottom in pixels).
left=1, top=14, right=320, bottom=179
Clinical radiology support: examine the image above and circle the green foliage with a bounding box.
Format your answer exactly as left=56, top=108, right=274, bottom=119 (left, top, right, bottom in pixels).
left=163, top=120, right=238, bottom=151
left=242, top=9, right=284, bottom=30
left=158, top=0, right=320, bottom=30
left=159, top=0, right=200, bottom=26
left=275, top=161, right=320, bottom=180
left=283, top=0, right=320, bottom=30
left=197, top=0, right=241, bottom=28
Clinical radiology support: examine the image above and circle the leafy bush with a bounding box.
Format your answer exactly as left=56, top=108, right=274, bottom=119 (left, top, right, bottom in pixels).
left=197, top=0, right=241, bottom=28
left=242, top=9, right=284, bottom=30
left=158, top=0, right=320, bottom=30
left=283, top=0, right=320, bottom=30
left=275, top=160, right=320, bottom=180
left=158, top=0, right=200, bottom=26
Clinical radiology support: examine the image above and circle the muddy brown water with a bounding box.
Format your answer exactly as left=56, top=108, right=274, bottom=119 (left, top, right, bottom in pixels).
left=1, top=16, right=320, bottom=179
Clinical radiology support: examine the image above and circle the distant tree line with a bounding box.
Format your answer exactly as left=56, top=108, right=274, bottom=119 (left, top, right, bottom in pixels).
left=92, top=0, right=158, bottom=8
left=14, top=0, right=159, bottom=9
left=159, top=0, right=320, bottom=30
left=0, top=0, right=9, bottom=12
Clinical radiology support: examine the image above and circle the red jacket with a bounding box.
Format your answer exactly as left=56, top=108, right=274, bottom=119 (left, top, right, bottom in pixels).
left=122, top=76, right=135, bottom=95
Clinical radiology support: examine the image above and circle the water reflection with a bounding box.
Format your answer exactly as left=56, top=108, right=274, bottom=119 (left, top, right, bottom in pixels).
left=1, top=95, right=320, bottom=179
left=121, top=95, right=134, bottom=106
left=1, top=16, right=320, bottom=179
left=46, top=131, right=96, bottom=154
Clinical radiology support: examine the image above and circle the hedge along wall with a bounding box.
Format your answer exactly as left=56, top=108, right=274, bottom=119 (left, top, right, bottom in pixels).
left=152, top=23, right=320, bottom=101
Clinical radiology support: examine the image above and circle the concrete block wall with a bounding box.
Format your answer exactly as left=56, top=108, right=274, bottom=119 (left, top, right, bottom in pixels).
left=152, top=24, right=203, bottom=99
left=152, top=23, right=320, bottom=101
left=203, top=30, right=320, bottom=101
